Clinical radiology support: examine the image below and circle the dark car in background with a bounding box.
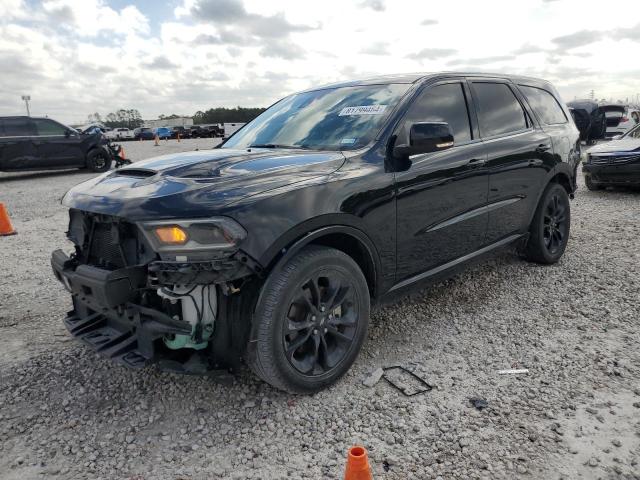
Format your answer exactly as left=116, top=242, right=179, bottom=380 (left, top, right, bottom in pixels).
left=133, top=127, right=155, bottom=141
left=203, top=124, right=223, bottom=137
left=51, top=73, right=579, bottom=393
left=188, top=125, right=205, bottom=138
left=567, top=100, right=607, bottom=144
left=189, top=125, right=222, bottom=138
left=0, top=116, right=113, bottom=173
left=171, top=126, right=191, bottom=139
left=582, top=123, right=640, bottom=190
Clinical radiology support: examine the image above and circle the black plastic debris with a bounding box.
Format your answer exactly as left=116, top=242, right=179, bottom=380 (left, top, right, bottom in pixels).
left=469, top=397, right=488, bottom=410
left=382, top=366, right=433, bottom=396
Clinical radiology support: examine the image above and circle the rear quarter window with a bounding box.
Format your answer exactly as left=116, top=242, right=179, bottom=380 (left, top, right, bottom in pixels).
left=471, top=82, right=528, bottom=138
left=32, top=119, right=66, bottom=136
left=519, top=85, right=568, bottom=125
left=0, top=118, right=32, bottom=137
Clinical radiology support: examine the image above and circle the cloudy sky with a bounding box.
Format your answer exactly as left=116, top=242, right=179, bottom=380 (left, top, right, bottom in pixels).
left=1, top=0, right=639, bottom=124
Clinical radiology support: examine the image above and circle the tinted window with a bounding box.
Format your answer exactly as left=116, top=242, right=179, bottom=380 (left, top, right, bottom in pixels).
left=402, top=83, right=472, bottom=144
left=472, top=83, right=527, bottom=137
left=32, top=119, right=66, bottom=136
left=520, top=86, right=567, bottom=125
left=0, top=118, right=32, bottom=137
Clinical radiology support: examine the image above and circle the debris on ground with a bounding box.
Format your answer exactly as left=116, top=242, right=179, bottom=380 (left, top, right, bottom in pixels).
left=382, top=366, right=432, bottom=396
left=469, top=398, right=489, bottom=411
left=362, top=368, right=384, bottom=387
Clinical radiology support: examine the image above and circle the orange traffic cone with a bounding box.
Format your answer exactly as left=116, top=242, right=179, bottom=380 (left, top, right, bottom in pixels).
left=0, top=203, right=16, bottom=236
left=119, top=147, right=126, bottom=160
left=154, top=134, right=159, bottom=146
left=344, top=446, right=372, bottom=480
left=177, top=134, right=181, bottom=143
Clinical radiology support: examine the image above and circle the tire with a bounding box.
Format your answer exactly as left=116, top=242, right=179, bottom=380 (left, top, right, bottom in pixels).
left=584, top=175, right=601, bottom=191
left=248, top=245, right=370, bottom=393
left=86, top=149, right=112, bottom=173
left=525, top=183, right=571, bottom=264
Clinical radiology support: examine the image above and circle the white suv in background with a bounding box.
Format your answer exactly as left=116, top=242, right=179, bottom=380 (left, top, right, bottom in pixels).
left=600, top=104, right=640, bottom=138
left=104, top=128, right=134, bottom=141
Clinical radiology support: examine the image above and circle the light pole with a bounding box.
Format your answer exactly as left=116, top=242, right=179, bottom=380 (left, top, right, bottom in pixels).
left=21, top=95, right=31, bottom=116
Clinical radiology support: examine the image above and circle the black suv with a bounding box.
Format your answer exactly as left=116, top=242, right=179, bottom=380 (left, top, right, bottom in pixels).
left=51, top=73, right=580, bottom=393
left=0, top=116, right=112, bottom=172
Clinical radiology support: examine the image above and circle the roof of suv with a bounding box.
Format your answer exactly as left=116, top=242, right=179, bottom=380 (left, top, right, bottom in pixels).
left=309, top=72, right=551, bottom=91
left=0, top=115, right=53, bottom=120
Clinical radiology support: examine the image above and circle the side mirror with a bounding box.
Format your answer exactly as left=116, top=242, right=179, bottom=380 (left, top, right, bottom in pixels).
left=64, top=129, right=72, bottom=138
left=394, top=122, right=454, bottom=158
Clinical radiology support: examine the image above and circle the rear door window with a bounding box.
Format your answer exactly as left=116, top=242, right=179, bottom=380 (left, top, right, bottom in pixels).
left=471, top=82, right=528, bottom=138
left=401, top=82, right=472, bottom=144
left=32, top=119, right=66, bottom=136
left=1, top=118, right=33, bottom=137
left=519, top=86, right=567, bottom=125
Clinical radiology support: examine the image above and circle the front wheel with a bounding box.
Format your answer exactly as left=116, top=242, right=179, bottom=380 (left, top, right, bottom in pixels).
left=524, top=183, right=571, bottom=264
left=248, top=245, right=370, bottom=393
left=86, top=149, right=112, bottom=173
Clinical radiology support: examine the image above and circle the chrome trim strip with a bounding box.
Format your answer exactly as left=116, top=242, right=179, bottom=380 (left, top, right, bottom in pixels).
left=422, top=197, right=524, bottom=234
left=389, top=233, right=524, bottom=292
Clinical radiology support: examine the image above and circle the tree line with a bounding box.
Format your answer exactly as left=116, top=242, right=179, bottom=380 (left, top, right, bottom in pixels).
left=86, top=107, right=266, bottom=129
left=87, top=109, right=143, bottom=129
left=193, top=107, right=266, bottom=124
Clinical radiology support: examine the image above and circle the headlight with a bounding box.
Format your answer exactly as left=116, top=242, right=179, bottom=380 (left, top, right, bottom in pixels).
left=139, top=218, right=247, bottom=253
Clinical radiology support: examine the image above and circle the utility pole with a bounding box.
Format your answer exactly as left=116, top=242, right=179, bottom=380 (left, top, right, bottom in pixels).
left=21, top=95, right=31, bottom=116
left=589, top=89, right=594, bottom=100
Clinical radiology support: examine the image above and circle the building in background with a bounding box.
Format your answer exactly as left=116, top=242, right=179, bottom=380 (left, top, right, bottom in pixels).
left=144, top=116, right=193, bottom=128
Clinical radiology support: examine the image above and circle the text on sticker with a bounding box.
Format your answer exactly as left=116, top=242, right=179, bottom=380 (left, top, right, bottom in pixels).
left=339, top=105, right=387, bottom=116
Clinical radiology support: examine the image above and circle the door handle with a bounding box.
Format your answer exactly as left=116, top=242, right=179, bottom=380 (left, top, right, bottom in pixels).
left=529, top=159, right=544, bottom=167
left=535, top=144, right=551, bottom=153
left=468, top=158, right=484, bottom=167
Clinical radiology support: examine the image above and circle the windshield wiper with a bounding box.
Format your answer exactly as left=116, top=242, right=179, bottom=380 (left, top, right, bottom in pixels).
left=249, top=143, right=292, bottom=149
left=248, top=144, right=313, bottom=150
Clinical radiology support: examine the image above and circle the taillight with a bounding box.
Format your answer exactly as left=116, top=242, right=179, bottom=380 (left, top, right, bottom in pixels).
left=621, top=117, right=629, bottom=122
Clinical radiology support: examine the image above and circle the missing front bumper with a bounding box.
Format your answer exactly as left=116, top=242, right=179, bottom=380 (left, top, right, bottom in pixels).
left=52, top=249, right=193, bottom=369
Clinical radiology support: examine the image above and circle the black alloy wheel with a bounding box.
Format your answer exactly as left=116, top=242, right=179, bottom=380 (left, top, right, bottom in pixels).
left=542, top=191, right=568, bottom=255
left=87, top=149, right=112, bottom=173
left=525, top=182, right=571, bottom=264
left=283, top=273, right=358, bottom=376
left=248, top=245, right=370, bottom=393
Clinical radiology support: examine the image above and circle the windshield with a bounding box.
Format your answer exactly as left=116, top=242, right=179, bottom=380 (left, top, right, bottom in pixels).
left=222, top=84, right=410, bottom=151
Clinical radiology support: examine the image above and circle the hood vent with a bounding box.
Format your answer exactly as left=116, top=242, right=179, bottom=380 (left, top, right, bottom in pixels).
left=115, top=168, right=156, bottom=178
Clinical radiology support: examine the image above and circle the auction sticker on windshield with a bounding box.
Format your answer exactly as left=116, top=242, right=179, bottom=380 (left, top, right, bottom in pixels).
left=339, top=105, right=387, bottom=116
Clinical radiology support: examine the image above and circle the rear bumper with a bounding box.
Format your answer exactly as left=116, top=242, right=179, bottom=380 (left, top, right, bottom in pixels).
left=51, top=249, right=192, bottom=369
left=583, top=162, right=640, bottom=184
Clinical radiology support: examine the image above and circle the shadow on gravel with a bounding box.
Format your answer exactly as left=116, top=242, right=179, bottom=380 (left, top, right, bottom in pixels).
left=0, top=169, right=90, bottom=183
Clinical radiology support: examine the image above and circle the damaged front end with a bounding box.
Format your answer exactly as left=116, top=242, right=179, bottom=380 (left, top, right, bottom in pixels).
left=51, top=209, right=260, bottom=374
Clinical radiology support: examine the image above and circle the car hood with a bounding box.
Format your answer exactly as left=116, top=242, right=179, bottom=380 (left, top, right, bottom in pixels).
left=62, top=148, right=345, bottom=220
left=588, top=139, right=640, bottom=155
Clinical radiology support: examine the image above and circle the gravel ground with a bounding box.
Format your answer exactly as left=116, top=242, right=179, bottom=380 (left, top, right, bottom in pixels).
left=1, top=139, right=639, bottom=479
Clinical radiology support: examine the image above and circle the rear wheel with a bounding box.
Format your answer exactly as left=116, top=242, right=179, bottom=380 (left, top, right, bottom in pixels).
left=86, top=149, right=112, bottom=173
left=525, top=183, right=571, bottom=264
left=248, top=245, right=370, bottom=393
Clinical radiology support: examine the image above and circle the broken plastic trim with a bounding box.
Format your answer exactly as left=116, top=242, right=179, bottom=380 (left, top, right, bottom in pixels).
left=382, top=366, right=433, bottom=396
